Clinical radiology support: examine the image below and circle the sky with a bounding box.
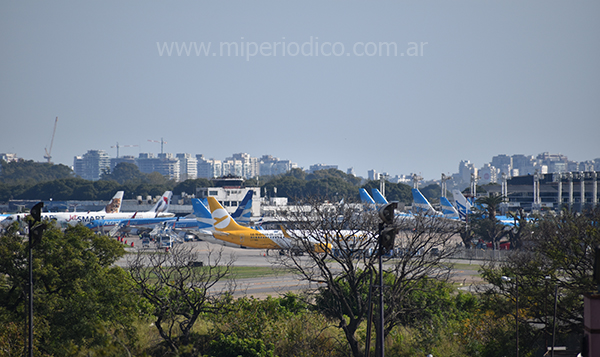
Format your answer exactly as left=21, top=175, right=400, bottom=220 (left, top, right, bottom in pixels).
left=1, top=1, right=599, bottom=181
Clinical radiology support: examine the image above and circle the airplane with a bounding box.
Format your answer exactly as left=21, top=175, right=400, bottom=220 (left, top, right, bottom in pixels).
left=452, top=189, right=472, bottom=221
left=1, top=191, right=126, bottom=227
left=440, top=196, right=460, bottom=220
left=87, top=194, right=213, bottom=237
left=54, top=191, right=174, bottom=225
left=203, top=196, right=294, bottom=249
left=411, top=188, right=442, bottom=217
left=451, top=189, right=525, bottom=226
left=358, top=188, right=389, bottom=205
left=359, top=188, right=376, bottom=205
left=230, top=190, right=254, bottom=226
left=371, top=188, right=389, bottom=205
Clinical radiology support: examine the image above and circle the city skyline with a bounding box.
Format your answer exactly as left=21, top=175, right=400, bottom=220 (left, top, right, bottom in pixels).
left=52, top=148, right=600, bottom=182
left=1, top=2, right=599, bottom=180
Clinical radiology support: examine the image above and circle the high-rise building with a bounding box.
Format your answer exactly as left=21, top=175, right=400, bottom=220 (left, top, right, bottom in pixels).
left=458, top=160, right=476, bottom=184
left=478, top=163, right=498, bottom=185
left=368, top=169, right=380, bottom=181
left=491, top=154, right=512, bottom=177
left=197, top=155, right=222, bottom=179
left=309, top=164, right=338, bottom=173
left=110, top=155, right=136, bottom=171
left=73, top=150, right=110, bottom=181
left=136, top=153, right=180, bottom=181
left=229, top=153, right=259, bottom=178
left=176, top=153, right=198, bottom=181
left=259, top=155, right=297, bottom=176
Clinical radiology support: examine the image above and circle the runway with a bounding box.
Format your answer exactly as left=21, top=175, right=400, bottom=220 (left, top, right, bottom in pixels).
left=114, top=236, right=484, bottom=298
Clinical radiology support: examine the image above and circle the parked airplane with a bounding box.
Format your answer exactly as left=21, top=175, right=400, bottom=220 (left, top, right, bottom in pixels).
left=411, top=188, right=442, bottom=216
left=451, top=189, right=524, bottom=226
left=452, top=189, right=472, bottom=221
left=440, top=196, right=460, bottom=220
left=203, top=196, right=294, bottom=249
left=371, top=188, right=389, bottom=205
left=1, top=191, right=126, bottom=227
left=359, top=188, right=376, bottom=205
left=87, top=193, right=214, bottom=236
left=230, top=190, right=254, bottom=226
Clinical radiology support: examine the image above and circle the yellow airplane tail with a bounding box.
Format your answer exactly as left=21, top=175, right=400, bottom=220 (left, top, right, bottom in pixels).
left=207, top=197, right=245, bottom=232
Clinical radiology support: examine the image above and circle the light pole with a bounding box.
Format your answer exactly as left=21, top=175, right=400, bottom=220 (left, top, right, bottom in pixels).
left=502, top=275, right=518, bottom=357
left=377, top=202, right=398, bottom=357
left=28, top=202, right=45, bottom=357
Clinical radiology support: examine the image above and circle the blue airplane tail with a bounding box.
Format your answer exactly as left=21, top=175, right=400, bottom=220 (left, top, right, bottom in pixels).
left=371, top=188, right=389, bottom=205
left=231, top=190, right=253, bottom=225
left=411, top=188, right=438, bottom=215
left=359, top=188, right=376, bottom=204
left=191, top=198, right=214, bottom=229
left=440, top=196, right=459, bottom=219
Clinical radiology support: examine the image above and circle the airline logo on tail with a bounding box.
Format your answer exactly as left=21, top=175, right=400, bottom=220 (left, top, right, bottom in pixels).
left=207, top=197, right=240, bottom=231
left=452, top=189, right=472, bottom=221
left=154, top=191, right=172, bottom=213
left=231, top=190, right=254, bottom=225
left=440, top=196, right=459, bottom=219
left=103, top=191, right=124, bottom=213
left=191, top=198, right=214, bottom=230
left=411, top=188, right=439, bottom=216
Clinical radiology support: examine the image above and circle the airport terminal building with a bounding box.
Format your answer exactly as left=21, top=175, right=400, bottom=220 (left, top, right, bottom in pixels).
left=485, top=171, right=599, bottom=212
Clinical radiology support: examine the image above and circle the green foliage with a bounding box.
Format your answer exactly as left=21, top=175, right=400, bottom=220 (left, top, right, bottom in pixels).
left=478, top=209, right=600, bottom=354
left=0, top=223, right=142, bottom=356
left=173, top=178, right=213, bottom=196
left=100, top=162, right=145, bottom=184
left=420, top=184, right=441, bottom=203
left=208, top=333, right=274, bottom=357
left=0, top=159, right=74, bottom=184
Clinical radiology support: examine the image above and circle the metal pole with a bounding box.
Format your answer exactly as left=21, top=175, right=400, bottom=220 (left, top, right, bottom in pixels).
left=365, top=273, right=373, bottom=357
left=28, top=225, right=33, bottom=357
left=551, top=284, right=558, bottom=357
left=379, top=249, right=384, bottom=357
left=515, top=275, right=519, bottom=357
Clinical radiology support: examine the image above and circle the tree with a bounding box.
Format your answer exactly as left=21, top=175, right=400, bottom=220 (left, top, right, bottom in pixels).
left=274, top=199, right=461, bottom=357
left=173, top=178, right=212, bottom=196
left=479, top=209, right=600, bottom=354
left=470, top=193, right=510, bottom=250
left=382, top=213, right=462, bottom=337
left=0, top=222, right=141, bottom=356
left=0, top=160, right=74, bottom=184
left=100, top=162, right=145, bottom=184
left=128, top=243, right=236, bottom=355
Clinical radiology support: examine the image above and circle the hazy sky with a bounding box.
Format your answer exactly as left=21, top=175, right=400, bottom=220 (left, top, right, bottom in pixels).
left=1, top=1, right=599, bottom=180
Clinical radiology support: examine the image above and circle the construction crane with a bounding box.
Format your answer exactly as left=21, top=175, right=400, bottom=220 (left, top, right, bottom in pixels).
left=148, top=138, right=167, bottom=155
left=111, top=142, right=138, bottom=158
left=44, top=117, right=58, bottom=163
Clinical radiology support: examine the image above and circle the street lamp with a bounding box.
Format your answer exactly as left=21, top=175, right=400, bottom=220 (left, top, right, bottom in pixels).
left=502, top=275, right=519, bottom=357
